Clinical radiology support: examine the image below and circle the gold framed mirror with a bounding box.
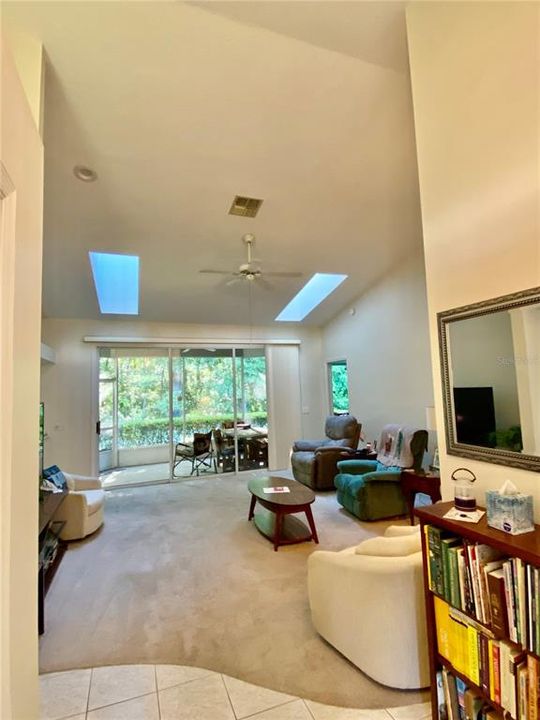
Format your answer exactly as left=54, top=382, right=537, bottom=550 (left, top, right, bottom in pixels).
left=438, top=286, right=540, bottom=472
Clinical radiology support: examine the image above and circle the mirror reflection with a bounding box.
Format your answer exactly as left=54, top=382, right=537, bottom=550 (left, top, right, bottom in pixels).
left=447, top=303, right=540, bottom=457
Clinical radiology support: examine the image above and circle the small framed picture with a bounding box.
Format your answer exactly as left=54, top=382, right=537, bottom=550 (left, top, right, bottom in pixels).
left=432, top=448, right=440, bottom=471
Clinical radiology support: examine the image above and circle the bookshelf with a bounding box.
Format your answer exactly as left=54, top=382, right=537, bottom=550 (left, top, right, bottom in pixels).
left=415, top=501, right=540, bottom=720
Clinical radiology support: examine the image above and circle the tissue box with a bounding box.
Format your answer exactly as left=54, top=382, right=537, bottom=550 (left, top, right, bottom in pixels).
left=486, top=489, right=534, bottom=535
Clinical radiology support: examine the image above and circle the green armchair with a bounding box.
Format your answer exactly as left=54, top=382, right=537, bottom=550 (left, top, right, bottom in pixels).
left=334, top=425, right=428, bottom=521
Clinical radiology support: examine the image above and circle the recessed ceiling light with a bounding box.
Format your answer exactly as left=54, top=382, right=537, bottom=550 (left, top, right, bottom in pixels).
left=73, top=165, right=98, bottom=182
left=275, top=273, right=348, bottom=322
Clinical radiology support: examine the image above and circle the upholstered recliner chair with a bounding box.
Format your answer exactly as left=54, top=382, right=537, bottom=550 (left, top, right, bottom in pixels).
left=307, top=525, right=429, bottom=689
left=291, top=415, right=361, bottom=491
left=334, top=424, right=427, bottom=520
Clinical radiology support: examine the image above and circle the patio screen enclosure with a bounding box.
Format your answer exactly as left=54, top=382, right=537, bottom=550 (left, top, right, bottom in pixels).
left=98, top=346, right=268, bottom=485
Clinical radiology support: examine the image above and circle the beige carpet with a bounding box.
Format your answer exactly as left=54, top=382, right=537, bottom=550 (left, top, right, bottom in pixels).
left=40, top=472, right=429, bottom=709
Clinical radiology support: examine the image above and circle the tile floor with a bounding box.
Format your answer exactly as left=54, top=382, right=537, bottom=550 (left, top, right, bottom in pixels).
left=40, top=664, right=431, bottom=720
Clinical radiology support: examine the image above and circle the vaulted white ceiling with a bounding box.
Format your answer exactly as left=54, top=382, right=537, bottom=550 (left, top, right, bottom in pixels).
left=4, top=1, right=423, bottom=327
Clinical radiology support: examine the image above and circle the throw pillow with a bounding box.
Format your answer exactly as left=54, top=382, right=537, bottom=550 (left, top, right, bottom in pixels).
left=355, top=533, right=421, bottom=557
left=384, top=525, right=421, bottom=538
left=42, top=465, right=67, bottom=490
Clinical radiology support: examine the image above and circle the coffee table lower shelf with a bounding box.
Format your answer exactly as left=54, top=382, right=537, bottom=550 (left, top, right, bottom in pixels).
left=252, top=509, right=314, bottom=549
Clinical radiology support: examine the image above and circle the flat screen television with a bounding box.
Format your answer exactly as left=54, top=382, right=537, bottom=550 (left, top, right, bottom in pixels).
left=39, top=402, right=45, bottom=478
left=453, top=386, right=496, bottom=447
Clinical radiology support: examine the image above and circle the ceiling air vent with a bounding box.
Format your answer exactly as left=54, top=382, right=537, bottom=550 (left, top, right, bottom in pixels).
left=228, top=195, right=263, bottom=218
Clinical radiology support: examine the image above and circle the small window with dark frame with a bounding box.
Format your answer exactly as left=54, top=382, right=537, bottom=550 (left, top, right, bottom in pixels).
left=328, top=360, right=350, bottom=415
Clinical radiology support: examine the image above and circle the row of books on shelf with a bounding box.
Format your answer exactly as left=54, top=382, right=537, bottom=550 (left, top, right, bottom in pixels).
left=426, top=524, right=540, bottom=654
left=437, top=666, right=528, bottom=720
left=435, top=597, right=540, bottom=719
left=438, top=667, right=500, bottom=720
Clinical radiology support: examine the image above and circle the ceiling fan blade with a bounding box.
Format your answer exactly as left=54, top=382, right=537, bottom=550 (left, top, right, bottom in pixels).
left=226, top=276, right=242, bottom=287
left=263, top=271, right=303, bottom=278
left=254, top=276, right=273, bottom=290
left=199, top=269, right=235, bottom=275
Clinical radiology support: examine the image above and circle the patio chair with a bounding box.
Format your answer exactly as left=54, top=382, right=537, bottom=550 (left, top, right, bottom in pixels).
left=213, top=428, right=236, bottom=473
left=173, top=431, right=216, bottom=477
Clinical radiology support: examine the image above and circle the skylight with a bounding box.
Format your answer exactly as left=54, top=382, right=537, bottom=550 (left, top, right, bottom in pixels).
left=89, top=252, right=139, bottom=315
left=275, top=273, right=347, bottom=322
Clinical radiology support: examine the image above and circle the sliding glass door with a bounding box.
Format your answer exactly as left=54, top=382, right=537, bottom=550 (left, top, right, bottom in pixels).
left=99, top=348, right=171, bottom=488
left=98, top=345, right=269, bottom=488
left=171, top=348, right=235, bottom=478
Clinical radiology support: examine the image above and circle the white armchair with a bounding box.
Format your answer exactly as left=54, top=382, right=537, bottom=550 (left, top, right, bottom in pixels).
left=53, top=472, right=105, bottom=541
left=307, top=525, right=429, bottom=689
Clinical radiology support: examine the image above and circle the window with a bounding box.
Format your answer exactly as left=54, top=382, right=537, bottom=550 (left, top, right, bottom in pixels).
left=327, top=360, right=349, bottom=414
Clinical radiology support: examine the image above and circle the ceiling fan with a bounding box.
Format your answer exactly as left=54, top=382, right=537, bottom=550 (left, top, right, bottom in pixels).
left=199, top=234, right=302, bottom=288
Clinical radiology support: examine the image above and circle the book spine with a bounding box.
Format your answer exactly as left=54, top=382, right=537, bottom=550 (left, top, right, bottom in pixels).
left=436, top=670, right=446, bottom=720
left=455, top=677, right=467, bottom=720
left=469, top=544, right=482, bottom=621
left=467, top=625, right=480, bottom=687
left=487, top=572, right=509, bottom=638
left=527, top=564, right=534, bottom=653
left=449, top=547, right=461, bottom=609
left=479, top=633, right=490, bottom=697
left=447, top=669, right=460, bottom=720
left=517, top=662, right=528, bottom=720
left=435, top=596, right=451, bottom=660
left=503, top=561, right=517, bottom=643
left=512, top=558, right=520, bottom=644
left=508, top=649, right=526, bottom=720
left=442, top=667, right=452, bottom=720
left=442, top=540, right=452, bottom=603
left=492, top=642, right=500, bottom=706
left=458, top=550, right=467, bottom=611
left=424, top=525, right=432, bottom=590
left=528, top=654, right=539, bottom=720
left=463, top=543, right=476, bottom=617
left=428, top=526, right=445, bottom=597
left=516, top=558, right=527, bottom=648
left=533, top=568, right=540, bottom=655
left=499, top=641, right=509, bottom=713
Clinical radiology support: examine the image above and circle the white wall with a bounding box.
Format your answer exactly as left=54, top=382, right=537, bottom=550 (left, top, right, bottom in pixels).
left=321, top=250, right=434, bottom=452
left=5, top=28, right=44, bottom=136
left=0, top=36, right=43, bottom=720
left=511, top=307, right=540, bottom=455
left=407, top=2, right=540, bottom=516
left=41, top=318, right=324, bottom=476
left=266, top=345, right=302, bottom=470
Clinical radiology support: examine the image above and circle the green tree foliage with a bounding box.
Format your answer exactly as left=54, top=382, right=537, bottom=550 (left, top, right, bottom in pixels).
left=331, top=363, right=349, bottom=413
left=99, top=353, right=268, bottom=448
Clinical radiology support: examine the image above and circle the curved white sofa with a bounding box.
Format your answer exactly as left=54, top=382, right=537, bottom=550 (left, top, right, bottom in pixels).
left=53, top=472, right=105, bottom=541
left=307, top=525, right=429, bottom=690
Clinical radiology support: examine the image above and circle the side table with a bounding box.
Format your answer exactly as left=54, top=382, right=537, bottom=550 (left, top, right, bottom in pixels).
left=400, top=470, right=441, bottom=525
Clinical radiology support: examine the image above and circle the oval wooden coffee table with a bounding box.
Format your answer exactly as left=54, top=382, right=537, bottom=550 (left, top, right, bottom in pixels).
left=247, top=476, right=319, bottom=552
